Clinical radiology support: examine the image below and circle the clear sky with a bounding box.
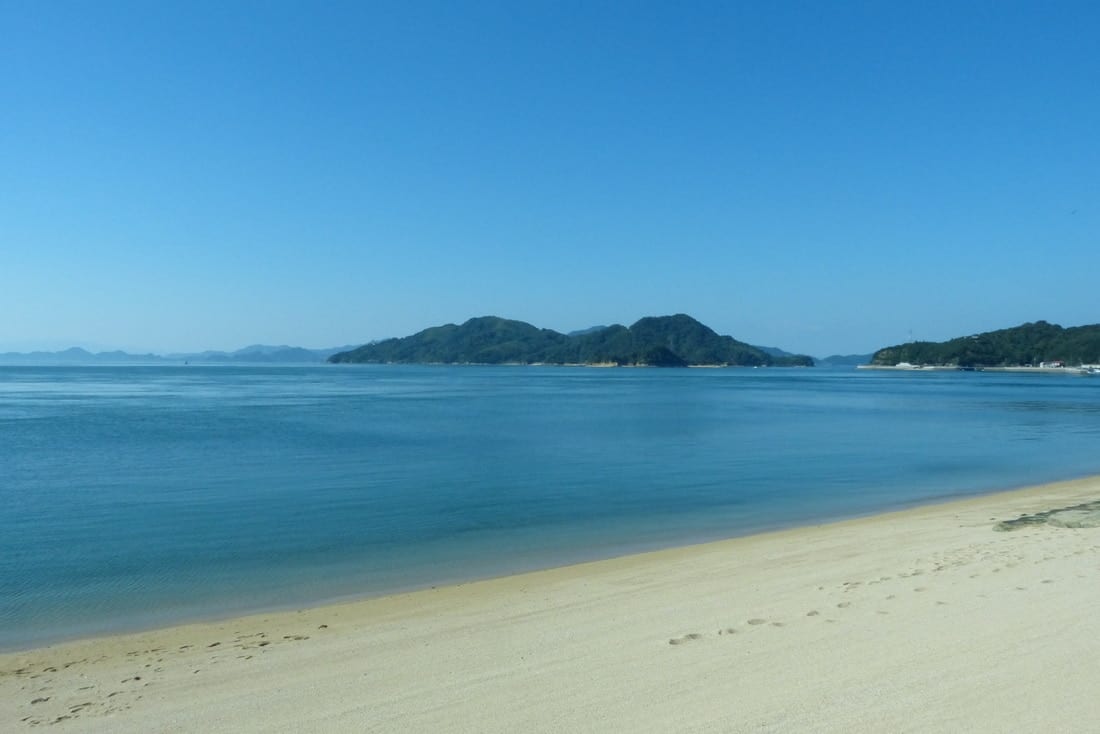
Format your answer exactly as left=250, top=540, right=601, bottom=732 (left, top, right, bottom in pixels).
left=3, top=1, right=1097, bottom=356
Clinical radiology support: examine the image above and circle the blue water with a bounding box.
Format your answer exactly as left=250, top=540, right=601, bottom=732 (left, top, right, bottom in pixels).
left=2, top=364, right=1099, bottom=650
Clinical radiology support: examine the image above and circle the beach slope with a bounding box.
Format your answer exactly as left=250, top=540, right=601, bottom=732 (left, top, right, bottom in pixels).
left=4, top=477, right=1100, bottom=732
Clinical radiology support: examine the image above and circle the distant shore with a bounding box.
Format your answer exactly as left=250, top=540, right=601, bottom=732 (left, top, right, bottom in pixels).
left=859, top=363, right=1097, bottom=374
left=4, top=476, right=1100, bottom=732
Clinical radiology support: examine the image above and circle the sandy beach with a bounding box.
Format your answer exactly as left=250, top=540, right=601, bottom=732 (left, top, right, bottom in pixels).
left=4, top=476, right=1100, bottom=733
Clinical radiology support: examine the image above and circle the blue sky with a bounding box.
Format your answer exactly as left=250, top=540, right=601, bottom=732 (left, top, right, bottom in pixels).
left=2, top=1, right=1097, bottom=356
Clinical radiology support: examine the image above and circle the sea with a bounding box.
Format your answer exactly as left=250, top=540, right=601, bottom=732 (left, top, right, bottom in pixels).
left=2, top=364, right=1099, bottom=650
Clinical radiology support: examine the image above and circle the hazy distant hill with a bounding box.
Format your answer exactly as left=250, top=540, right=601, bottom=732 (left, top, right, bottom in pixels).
left=0, top=347, right=163, bottom=364
left=0, top=344, right=351, bottom=364
left=870, top=321, right=1100, bottom=367
left=817, top=353, right=874, bottom=367
left=329, top=315, right=814, bottom=367
left=171, top=345, right=352, bottom=363
left=567, top=325, right=608, bottom=337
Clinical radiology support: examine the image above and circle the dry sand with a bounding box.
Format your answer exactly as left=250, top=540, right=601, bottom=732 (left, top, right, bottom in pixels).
left=4, top=476, right=1100, bottom=733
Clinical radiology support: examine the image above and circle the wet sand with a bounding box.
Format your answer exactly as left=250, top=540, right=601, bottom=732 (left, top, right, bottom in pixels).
left=4, top=476, right=1100, bottom=732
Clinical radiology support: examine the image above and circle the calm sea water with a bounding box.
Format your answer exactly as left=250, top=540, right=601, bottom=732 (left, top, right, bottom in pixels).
left=2, top=364, right=1099, bottom=650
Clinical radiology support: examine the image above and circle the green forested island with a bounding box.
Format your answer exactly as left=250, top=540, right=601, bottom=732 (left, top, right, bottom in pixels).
left=870, top=321, right=1100, bottom=367
left=329, top=314, right=814, bottom=367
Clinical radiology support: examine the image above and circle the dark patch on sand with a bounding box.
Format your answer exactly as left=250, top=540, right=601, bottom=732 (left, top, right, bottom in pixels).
left=994, top=499, right=1100, bottom=531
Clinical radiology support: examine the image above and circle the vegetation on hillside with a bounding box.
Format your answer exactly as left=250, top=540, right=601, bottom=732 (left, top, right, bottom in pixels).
left=870, top=321, right=1100, bottom=367
left=329, top=314, right=814, bottom=367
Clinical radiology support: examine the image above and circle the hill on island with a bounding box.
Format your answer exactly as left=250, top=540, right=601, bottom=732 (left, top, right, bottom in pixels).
left=329, top=315, right=814, bottom=367
left=870, top=321, right=1100, bottom=367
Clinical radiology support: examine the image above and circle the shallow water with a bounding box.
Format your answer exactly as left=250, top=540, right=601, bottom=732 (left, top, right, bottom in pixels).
left=2, top=364, right=1098, bottom=649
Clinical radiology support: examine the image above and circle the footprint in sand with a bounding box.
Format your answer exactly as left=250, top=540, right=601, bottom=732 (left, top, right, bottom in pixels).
left=668, top=633, right=704, bottom=646
left=836, top=602, right=851, bottom=609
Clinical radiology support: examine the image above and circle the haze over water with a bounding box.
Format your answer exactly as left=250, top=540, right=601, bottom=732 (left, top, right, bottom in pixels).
left=2, top=364, right=1099, bottom=650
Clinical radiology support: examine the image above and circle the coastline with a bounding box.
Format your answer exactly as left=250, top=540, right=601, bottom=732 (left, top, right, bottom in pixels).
left=4, top=475, right=1100, bottom=732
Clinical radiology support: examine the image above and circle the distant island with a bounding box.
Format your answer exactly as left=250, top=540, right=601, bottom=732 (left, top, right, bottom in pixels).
left=329, top=314, right=814, bottom=367
left=870, top=321, right=1100, bottom=368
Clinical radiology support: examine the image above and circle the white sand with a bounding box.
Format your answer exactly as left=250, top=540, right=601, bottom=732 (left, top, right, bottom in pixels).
left=4, top=476, right=1100, bottom=732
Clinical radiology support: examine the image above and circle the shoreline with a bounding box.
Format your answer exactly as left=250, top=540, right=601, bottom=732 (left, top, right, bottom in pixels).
left=5, top=475, right=1100, bottom=731
left=3, top=471, right=1084, bottom=656
left=3, top=475, right=1097, bottom=648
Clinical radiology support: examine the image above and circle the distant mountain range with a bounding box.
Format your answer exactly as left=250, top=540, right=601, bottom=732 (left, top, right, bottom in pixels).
left=870, top=321, right=1100, bottom=367
left=329, top=314, right=815, bottom=367
left=0, top=344, right=353, bottom=364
